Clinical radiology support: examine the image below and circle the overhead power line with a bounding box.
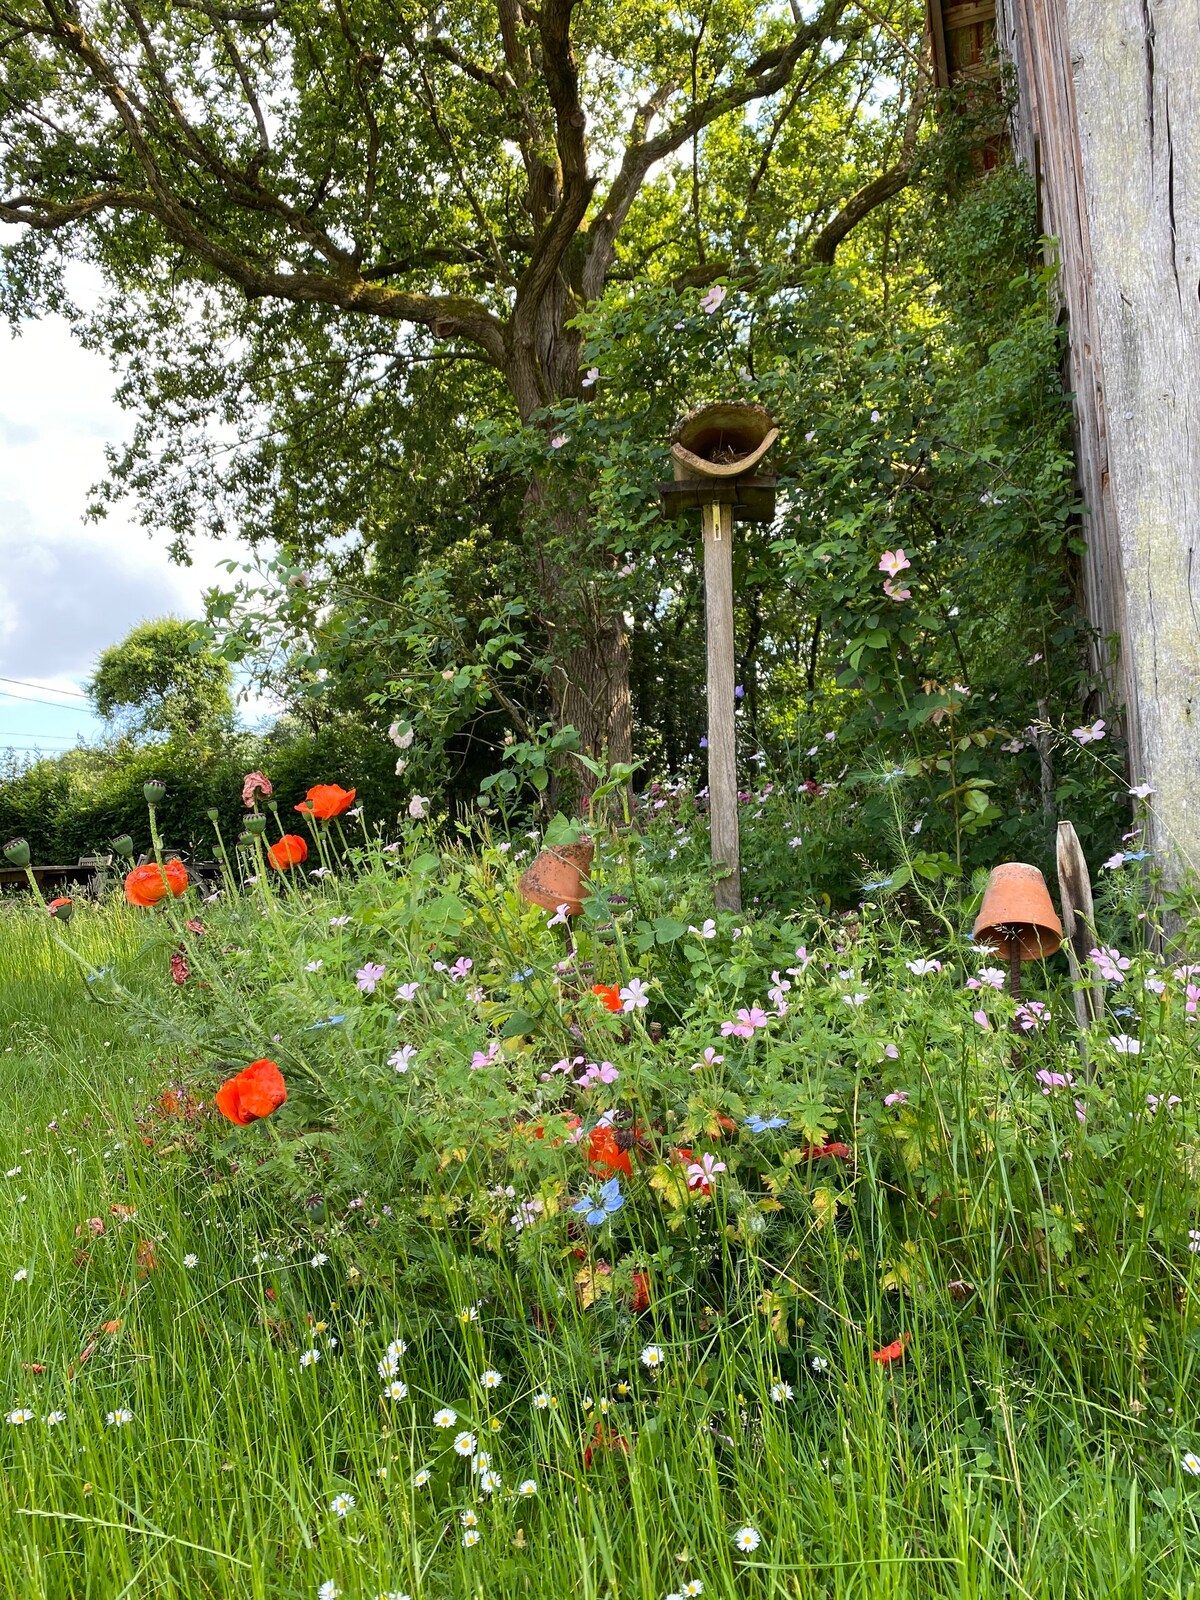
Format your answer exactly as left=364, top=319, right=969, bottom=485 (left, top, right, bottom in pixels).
left=0, top=688, right=95, bottom=713
left=0, top=674, right=89, bottom=698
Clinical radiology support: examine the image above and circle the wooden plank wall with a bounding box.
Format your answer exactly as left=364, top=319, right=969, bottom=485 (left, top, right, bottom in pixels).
left=991, top=0, right=1133, bottom=728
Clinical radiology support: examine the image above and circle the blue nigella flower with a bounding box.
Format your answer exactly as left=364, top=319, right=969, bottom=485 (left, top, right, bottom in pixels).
left=571, top=1177, right=624, bottom=1227
left=861, top=877, right=894, bottom=893
left=85, top=968, right=111, bottom=984
left=744, top=1114, right=789, bottom=1133
left=306, top=1014, right=346, bottom=1030
left=510, top=968, right=535, bottom=984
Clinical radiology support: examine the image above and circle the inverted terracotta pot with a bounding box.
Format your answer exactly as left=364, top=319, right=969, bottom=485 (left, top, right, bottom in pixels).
left=518, top=842, right=594, bottom=917
left=973, top=862, right=1063, bottom=960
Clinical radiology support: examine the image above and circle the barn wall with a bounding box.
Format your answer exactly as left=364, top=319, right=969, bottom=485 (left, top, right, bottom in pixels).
left=989, top=1, right=1200, bottom=877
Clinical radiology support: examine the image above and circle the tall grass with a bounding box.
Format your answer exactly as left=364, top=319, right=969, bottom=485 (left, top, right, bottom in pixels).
left=2, top=892, right=1200, bottom=1599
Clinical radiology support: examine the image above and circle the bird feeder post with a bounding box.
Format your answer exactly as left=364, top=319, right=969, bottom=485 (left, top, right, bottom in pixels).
left=701, top=499, right=740, bottom=910
left=659, top=403, right=779, bottom=917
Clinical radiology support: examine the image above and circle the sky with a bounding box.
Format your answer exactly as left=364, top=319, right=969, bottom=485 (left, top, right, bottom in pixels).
left=0, top=260, right=260, bottom=759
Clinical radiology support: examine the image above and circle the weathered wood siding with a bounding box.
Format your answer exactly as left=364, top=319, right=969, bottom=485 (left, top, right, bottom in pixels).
left=989, top=1, right=1200, bottom=879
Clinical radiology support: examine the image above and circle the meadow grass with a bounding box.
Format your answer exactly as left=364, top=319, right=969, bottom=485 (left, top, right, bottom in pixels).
left=3, top=898, right=1200, bottom=1600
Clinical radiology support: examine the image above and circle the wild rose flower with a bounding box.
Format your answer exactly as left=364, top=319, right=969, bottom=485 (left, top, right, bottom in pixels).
left=882, top=578, right=911, bottom=602
left=878, top=549, right=911, bottom=578
left=388, top=722, right=414, bottom=749
left=242, top=770, right=272, bottom=807
left=356, top=962, right=386, bottom=993
left=699, top=283, right=727, bottom=314
left=408, top=795, right=429, bottom=819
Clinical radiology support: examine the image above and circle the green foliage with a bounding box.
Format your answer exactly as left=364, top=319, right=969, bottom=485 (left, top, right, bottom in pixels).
left=87, top=618, right=233, bottom=740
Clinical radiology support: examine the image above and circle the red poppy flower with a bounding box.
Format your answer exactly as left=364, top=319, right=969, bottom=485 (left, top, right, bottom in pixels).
left=169, top=947, right=190, bottom=985
left=267, top=834, right=308, bottom=871
left=588, top=1123, right=632, bottom=1176
left=591, top=983, right=623, bottom=1013
left=214, top=1059, right=288, bottom=1126
left=583, top=1421, right=630, bottom=1469
left=124, top=860, right=188, bottom=907
left=629, top=1269, right=651, bottom=1312
left=46, top=895, right=73, bottom=921
left=800, top=1141, right=852, bottom=1161
left=295, top=783, right=356, bottom=820
left=871, top=1332, right=910, bottom=1365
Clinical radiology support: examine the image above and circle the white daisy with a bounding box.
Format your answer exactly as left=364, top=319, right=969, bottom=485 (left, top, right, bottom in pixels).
left=383, top=1381, right=408, bottom=1401
left=299, top=1349, right=321, bottom=1368
left=733, top=1526, right=761, bottom=1552
left=458, top=1306, right=479, bottom=1323
left=810, top=1354, right=829, bottom=1373
left=640, top=1344, right=665, bottom=1369
left=479, top=1369, right=503, bottom=1389
left=183, top=1254, right=198, bottom=1269
left=386, top=1339, right=408, bottom=1359
left=12, top=1269, right=27, bottom=1282
left=1183, top=1451, right=1200, bottom=1475
left=770, top=1382, right=794, bottom=1403
left=471, top=1451, right=491, bottom=1474
left=44, top=1411, right=67, bottom=1425
left=462, top=1528, right=481, bottom=1548
left=378, top=1355, right=400, bottom=1378
left=533, top=1392, right=554, bottom=1409
left=460, top=1509, right=479, bottom=1528
left=683, top=1583, right=704, bottom=1597
left=453, top=1431, right=477, bottom=1456
left=6, top=1408, right=34, bottom=1425
left=317, top=1583, right=340, bottom=1600
left=329, top=1492, right=355, bottom=1517
left=311, top=1253, right=329, bottom=1267
left=479, top=1470, right=502, bottom=1494
left=517, top=1478, right=537, bottom=1496
left=433, top=1407, right=457, bottom=1428
left=106, top=1408, right=134, bottom=1426
left=412, top=1468, right=431, bottom=1487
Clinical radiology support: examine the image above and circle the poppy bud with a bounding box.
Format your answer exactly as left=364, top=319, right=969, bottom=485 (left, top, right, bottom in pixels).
left=143, top=779, right=167, bottom=804
left=266, top=799, right=279, bottom=814
left=3, top=837, right=30, bottom=867
left=244, top=813, right=267, bottom=836
left=46, top=896, right=74, bottom=922
left=111, top=835, right=135, bottom=858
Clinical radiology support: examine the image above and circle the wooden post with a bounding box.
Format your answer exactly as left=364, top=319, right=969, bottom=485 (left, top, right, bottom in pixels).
left=1056, top=820, right=1101, bottom=1073
left=702, top=500, right=740, bottom=911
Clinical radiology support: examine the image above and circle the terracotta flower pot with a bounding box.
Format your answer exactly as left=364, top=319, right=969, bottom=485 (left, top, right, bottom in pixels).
left=518, top=841, right=594, bottom=916
left=973, top=862, right=1063, bottom=961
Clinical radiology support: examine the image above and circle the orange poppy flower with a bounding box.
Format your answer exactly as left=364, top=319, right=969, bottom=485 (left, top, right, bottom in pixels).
left=588, top=1123, right=632, bottom=1176
left=800, top=1141, right=852, bottom=1161
left=46, top=895, right=74, bottom=921
left=295, top=783, right=356, bottom=820
left=870, top=1332, right=911, bottom=1365
left=267, top=834, right=308, bottom=870
left=591, top=983, right=623, bottom=1013
left=215, top=1059, right=288, bottom=1126
left=582, top=1421, right=630, bottom=1469
left=124, top=860, right=188, bottom=906
left=629, top=1268, right=651, bottom=1312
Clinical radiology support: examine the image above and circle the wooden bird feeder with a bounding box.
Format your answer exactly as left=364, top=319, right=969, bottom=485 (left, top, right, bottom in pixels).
left=659, top=403, right=779, bottom=912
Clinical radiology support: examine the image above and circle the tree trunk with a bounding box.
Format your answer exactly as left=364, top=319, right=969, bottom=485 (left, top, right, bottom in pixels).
left=996, top=0, right=1200, bottom=887
left=506, top=319, right=635, bottom=793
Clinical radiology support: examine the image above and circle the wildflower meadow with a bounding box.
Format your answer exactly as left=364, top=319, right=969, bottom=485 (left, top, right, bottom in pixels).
left=3, top=778, right=1200, bottom=1599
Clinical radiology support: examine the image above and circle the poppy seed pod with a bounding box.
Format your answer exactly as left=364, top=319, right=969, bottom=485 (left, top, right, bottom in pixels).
left=143, top=779, right=167, bottom=805
left=111, top=834, right=135, bottom=858
left=237, top=831, right=255, bottom=849
left=244, top=813, right=268, bottom=836
left=3, top=837, right=30, bottom=867
left=205, top=807, right=220, bottom=822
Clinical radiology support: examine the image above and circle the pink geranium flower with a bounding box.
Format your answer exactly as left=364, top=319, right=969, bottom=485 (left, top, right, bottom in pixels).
left=721, top=1006, right=769, bottom=1039
left=356, top=961, right=386, bottom=993
left=685, top=1152, right=726, bottom=1191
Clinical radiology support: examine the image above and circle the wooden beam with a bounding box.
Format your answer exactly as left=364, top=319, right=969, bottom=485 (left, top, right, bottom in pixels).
left=702, top=500, right=741, bottom=912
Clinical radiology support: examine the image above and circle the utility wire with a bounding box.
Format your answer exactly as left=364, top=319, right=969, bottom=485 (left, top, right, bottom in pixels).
left=0, top=674, right=88, bottom=698
left=0, top=688, right=95, bottom=713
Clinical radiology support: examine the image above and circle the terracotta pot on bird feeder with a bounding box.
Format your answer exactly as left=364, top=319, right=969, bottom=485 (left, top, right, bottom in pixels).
left=517, top=841, right=594, bottom=917
left=973, top=862, right=1063, bottom=1002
